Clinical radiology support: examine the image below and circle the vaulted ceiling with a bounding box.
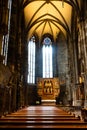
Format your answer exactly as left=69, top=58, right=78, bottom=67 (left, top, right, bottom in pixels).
left=21, top=0, right=81, bottom=41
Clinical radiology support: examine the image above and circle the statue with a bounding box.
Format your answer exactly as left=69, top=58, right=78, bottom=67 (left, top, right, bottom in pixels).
left=0, top=55, right=12, bottom=86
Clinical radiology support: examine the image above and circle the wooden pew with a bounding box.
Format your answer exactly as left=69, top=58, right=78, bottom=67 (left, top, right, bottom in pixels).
left=0, top=106, right=87, bottom=128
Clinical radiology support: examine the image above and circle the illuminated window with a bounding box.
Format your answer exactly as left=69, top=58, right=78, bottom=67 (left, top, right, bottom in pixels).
left=42, top=37, right=53, bottom=78
left=27, top=36, right=36, bottom=83
left=1, top=0, right=12, bottom=65
left=1, top=35, right=9, bottom=65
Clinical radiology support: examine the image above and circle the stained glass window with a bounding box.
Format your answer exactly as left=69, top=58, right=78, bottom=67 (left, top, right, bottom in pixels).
left=42, top=37, right=53, bottom=78
left=27, top=36, right=35, bottom=83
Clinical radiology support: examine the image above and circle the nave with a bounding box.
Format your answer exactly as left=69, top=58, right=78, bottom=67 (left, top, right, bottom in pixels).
left=0, top=105, right=87, bottom=128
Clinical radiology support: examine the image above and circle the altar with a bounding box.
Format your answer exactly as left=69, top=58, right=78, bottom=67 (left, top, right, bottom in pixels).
left=37, top=77, right=60, bottom=101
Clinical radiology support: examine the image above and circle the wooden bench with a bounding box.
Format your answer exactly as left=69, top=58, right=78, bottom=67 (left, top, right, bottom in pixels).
left=0, top=106, right=87, bottom=128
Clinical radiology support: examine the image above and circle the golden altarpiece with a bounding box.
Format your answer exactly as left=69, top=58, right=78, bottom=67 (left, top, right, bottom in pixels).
left=37, top=77, right=60, bottom=100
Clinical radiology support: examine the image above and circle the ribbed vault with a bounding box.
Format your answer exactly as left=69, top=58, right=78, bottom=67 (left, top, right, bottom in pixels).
left=21, top=0, right=81, bottom=41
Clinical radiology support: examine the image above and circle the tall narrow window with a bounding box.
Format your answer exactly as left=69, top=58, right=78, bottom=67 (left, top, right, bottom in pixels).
left=42, top=37, right=53, bottom=78
left=27, top=36, right=35, bottom=84
left=1, top=0, right=12, bottom=65
left=1, top=35, right=9, bottom=65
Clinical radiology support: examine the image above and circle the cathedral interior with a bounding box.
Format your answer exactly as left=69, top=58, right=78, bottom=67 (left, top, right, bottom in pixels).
left=0, top=0, right=87, bottom=128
